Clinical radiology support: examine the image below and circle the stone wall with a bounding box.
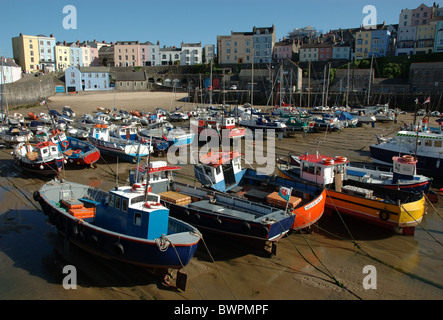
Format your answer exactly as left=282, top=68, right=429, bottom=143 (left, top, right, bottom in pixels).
left=2, top=75, right=60, bottom=108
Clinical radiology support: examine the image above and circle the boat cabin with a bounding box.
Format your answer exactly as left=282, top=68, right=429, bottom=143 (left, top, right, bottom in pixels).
left=299, top=154, right=349, bottom=186
left=36, top=141, right=60, bottom=160
left=95, top=185, right=169, bottom=240
left=91, top=124, right=110, bottom=140
left=116, top=126, right=138, bottom=141
left=395, top=131, right=443, bottom=156
left=133, top=161, right=181, bottom=194
left=392, top=155, right=417, bottom=183
left=196, top=151, right=246, bottom=192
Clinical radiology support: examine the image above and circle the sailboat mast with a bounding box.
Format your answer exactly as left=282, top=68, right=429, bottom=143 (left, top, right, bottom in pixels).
left=308, top=61, right=311, bottom=109
left=367, top=55, right=374, bottom=106
left=346, top=62, right=350, bottom=107
left=251, top=48, right=254, bottom=107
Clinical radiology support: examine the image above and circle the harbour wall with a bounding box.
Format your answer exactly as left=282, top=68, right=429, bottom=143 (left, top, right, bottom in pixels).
left=2, top=75, right=60, bottom=109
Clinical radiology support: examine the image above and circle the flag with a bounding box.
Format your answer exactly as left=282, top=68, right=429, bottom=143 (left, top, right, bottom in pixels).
left=279, top=187, right=291, bottom=201
left=424, top=97, right=431, bottom=104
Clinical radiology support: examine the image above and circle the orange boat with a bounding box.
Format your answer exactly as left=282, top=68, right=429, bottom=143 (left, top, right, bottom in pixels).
left=194, top=151, right=326, bottom=231
left=28, top=112, right=39, bottom=120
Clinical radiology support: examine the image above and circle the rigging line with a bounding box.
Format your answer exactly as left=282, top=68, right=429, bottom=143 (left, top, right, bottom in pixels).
left=164, top=236, right=205, bottom=300
left=324, top=189, right=361, bottom=250
left=424, top=193, right=443, bottom=222
left=272, top=215, right=346, bottom=290
left=400, top=203, right=443, bottom=247
left=291, top=210, right=363, bottom=300
left=199, top=234, right=237, bottom=300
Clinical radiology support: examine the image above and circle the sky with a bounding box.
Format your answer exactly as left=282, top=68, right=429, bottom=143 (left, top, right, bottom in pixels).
left=0, top=0, right=439, bottom=58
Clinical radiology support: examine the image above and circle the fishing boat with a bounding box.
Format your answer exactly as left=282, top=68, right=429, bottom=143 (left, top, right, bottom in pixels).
left=369, top=130, right=443, bottom=178
left=28, top=112, right=39, bottom=120
left=239, top=115, right=287, bottom=133
left=129, top=160, right=296, bottom=254
left=62, top=106, right=76, bottom=118
left=47, top=129, right=100, bottom=168
left=194, top=151, right=326, bottom=232
left=0, top=123, right=33, bottom=146
left=33, top=179, right=201, bottom=289
left=88, top=124, right=151, bottom=163
left=13, top=140, right=64, bottom=176
left=138, top=123, right=194, bottom=148
left=288, top=154, right=431, bottom=194
left=190, top=116, right=246, bottom=141
left=277, top=153, right=426, bottom=235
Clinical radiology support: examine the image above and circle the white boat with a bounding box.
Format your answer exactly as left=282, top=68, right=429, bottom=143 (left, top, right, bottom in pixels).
left=88, top=124, right=152, bottom=163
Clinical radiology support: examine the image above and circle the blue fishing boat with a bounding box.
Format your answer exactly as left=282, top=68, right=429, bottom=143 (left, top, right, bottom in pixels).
left=88, top=124, right=152, bottom=163
left=49, top=129, right=100, bottom=168
left=33, top=179, right=201, bottom=288
left=194, top=151, right=326, bottom=232
left=239, top=116, right=287, bottom=133
left=129, top=160, right=296, bottom=254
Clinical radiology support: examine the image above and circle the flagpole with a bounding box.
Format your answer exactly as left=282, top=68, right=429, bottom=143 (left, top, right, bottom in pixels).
left=284, top=187, right=293, bottom=216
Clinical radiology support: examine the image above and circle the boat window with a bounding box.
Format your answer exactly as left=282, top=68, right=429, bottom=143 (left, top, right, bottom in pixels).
left=115, top=196, right=121, bottom=209
left=50, top=146, right=58, bottom=154
left=147, top=194, right=160, bottom=203
left=435, top=140, right=442, bottom=148
left=134, top=212, right=142, bottom=226
left=131, top=195, right=144, bottom=204
left=425, top=140, right=432, bottom=147
left=109, top=194, right=115, bottom=207
left=303, top=163, right=315, bottom=174
left=41, top=148, right=49, bottom=156
left=216, top=166, right=221, bottom=175
left=122, top=198, right=128, bottom=212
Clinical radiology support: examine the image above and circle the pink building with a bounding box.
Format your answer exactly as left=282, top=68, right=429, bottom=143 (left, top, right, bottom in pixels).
left=412, top=3, right=434, bottom=26
left=273, top=38, right=298, bottom=62
left=114, top=41, right=141, bottom=67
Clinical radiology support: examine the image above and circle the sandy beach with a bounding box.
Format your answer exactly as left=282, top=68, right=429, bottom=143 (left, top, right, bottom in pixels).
left=1, top=91, right=442, bottom=302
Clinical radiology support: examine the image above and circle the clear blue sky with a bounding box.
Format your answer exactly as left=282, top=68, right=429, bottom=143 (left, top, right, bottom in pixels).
left=0, top=0, right=438, bottom=58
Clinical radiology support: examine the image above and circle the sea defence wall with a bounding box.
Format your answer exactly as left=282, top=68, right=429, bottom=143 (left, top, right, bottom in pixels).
left=2, top=75, right=59, bottom=108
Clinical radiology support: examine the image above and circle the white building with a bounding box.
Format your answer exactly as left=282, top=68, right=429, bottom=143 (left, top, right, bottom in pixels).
left=159, top=46, right=181, bottom=65
left=180, top=42, right=202, bottom=65
left=0, top=57, right=22, bottom=84
left=37, top=34, right=56, bottom=72
left=65, top=66, right=111, bottom=93
left=203, top=44, right=215, bottom=63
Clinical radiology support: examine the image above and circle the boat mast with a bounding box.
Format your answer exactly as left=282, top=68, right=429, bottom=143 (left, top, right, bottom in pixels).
left=346, top=62, right=350, bottom=108
left=367, top=54, right=374, bottom=106
left=308, top=60, right=311, bottom=109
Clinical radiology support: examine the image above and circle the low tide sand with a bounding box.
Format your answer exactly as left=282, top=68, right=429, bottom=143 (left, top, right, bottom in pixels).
left=1, top=91, right=442, bottom=302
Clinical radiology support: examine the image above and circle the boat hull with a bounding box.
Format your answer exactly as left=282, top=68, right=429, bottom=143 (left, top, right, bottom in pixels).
left=278, top=166, right=425, bottom=235
left=13, top=156, right=63, bottom=176
left=34, top=182, right=200, bottom=269
left=370, top=144, right=443, bottom=178
left=60, top=137, right=101, bottom=166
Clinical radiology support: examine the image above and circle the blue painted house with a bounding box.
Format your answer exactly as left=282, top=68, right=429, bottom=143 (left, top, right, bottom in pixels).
left=369, top=30, right=391, bottom=58
left=65, top=66, right=111, bottom=93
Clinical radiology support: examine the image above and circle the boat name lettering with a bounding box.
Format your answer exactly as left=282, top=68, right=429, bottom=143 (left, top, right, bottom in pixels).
left=304, top=194, right=323, bottom=211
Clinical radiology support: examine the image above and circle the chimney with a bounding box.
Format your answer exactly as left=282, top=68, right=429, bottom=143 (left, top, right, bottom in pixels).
left=50, top=34, right=54, bottom=38
left=20, top=33, right=23, bottom=36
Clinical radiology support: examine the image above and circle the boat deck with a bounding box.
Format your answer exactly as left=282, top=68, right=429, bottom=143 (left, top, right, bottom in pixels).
left=189, top=200, right=260, bottom=221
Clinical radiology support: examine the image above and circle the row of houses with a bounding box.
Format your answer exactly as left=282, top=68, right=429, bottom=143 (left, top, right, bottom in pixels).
left=9, top=3, right=443, bottom=77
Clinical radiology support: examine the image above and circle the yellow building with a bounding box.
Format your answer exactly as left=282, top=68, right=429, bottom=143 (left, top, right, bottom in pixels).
left=355, top=30, right=372, bottom=59
left=415, top=24, right=435, bottom=54
left=55, top=43, right=71, bottom=71
left=12, top=33, right=40, bottom=73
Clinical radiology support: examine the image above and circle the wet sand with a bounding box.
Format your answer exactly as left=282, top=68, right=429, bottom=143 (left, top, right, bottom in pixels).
left=1, top=91, right=443, bottom=301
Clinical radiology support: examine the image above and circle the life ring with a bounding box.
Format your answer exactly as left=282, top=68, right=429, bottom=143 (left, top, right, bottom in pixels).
left=192, top=213, right=201, bottom=223
left=132, top=184, right=144, bottom=192
left=402, top=155, right=415, bottom=163
left=61, top=140, right=69, bottom=148
left=335, top=156, right=347, bottom=162
left=213, top=217, right=222, bottom=227
left=241, top=222, right=251, bottom=233
left=379, top=210, right=390, bottom=222
left=322, top=158, right=335, bottom=165
left=114, top=242, right=124, bottom=255
left=74, top=149, right=81, bottom=154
